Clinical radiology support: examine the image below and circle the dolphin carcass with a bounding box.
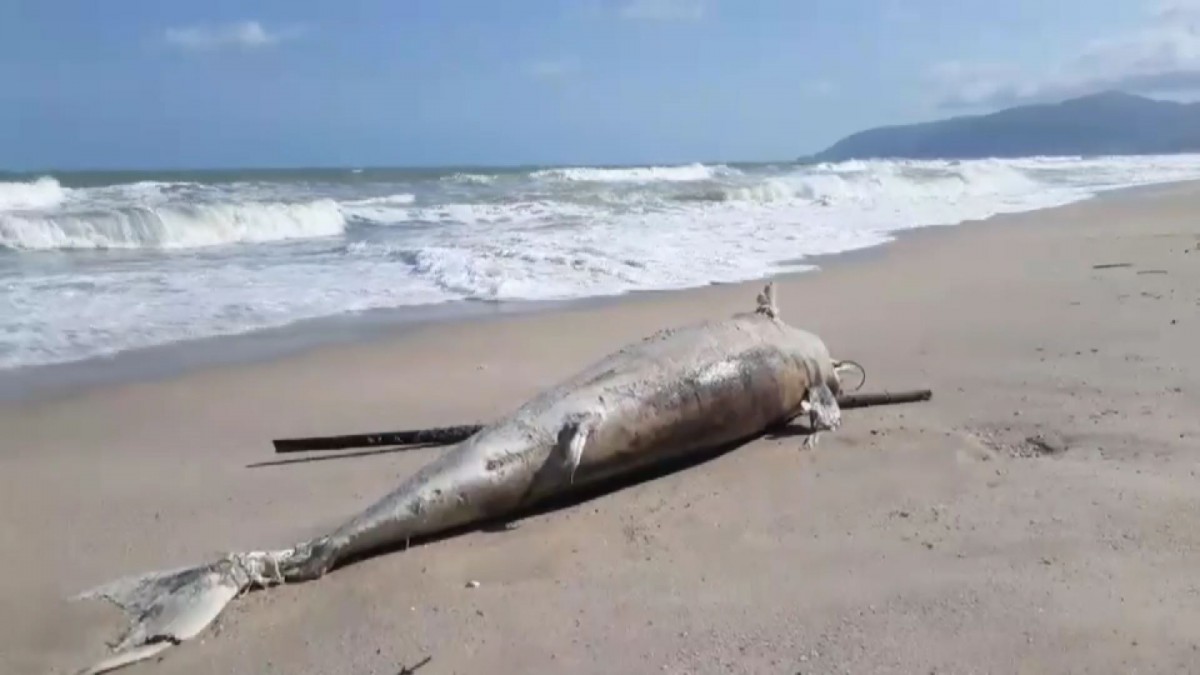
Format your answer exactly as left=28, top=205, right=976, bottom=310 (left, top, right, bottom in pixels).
left=73, top=283, right=860, bottom=674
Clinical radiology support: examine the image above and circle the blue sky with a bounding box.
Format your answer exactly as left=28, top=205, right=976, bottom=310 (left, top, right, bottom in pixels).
left=2, top=0, right=1196, bottom=169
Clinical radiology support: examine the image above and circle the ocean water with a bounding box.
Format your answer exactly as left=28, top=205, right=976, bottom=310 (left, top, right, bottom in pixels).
left=3, top=155, right=1200, bottom=371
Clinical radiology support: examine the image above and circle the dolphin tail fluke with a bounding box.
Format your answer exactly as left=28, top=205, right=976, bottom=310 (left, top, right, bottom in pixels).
left=76, top=641, right=176, bottom=675
left=72, top=548, right=304, bottom=674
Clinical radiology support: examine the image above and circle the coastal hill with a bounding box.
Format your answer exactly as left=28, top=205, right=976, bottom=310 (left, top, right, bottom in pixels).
left=806, top=91, right=1200, bottom=162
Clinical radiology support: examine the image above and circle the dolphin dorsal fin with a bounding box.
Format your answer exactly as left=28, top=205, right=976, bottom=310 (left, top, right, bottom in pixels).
left=755, top=282, right=779, bottom=320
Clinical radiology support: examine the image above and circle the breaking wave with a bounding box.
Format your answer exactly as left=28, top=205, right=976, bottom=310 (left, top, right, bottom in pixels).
left=0, top=176, right=69, bottom=211
left=672, top=160, right=1047, bottom=206
left=339, top=193, right=417, bottom=223
left=532, top=163, right=736, bottom=183
left=442, top=173, right=497, bottom=184
left=0, top=199, right=346, bottom=250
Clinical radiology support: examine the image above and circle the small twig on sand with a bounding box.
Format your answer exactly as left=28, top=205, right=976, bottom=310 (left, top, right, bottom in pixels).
left=1092, top=263, right=1133, bottom=269
left=398, top=655, right=432, bottom=675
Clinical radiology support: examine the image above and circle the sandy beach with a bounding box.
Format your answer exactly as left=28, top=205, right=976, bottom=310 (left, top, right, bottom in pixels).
left=4, top=182, right=1200, bottom=674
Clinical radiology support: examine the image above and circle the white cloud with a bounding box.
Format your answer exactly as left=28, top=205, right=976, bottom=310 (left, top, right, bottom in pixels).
left=526, top=58, right=579, bottom=81
left=163, top=21, right=300, bottom=51
left=1156, top=0, right=1200, bottom=23
left=618, top=0, right=708, bottom=21
left=930, top=2, right=1200, bottom=109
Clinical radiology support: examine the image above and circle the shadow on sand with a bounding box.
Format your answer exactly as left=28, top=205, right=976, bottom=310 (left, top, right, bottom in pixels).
left=319, top=419, right=815, bottom=573
left=245, top=444, right=441, bottom=469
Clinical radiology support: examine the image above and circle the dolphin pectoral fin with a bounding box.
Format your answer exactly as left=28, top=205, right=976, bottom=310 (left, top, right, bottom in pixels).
left=554, top=412, right=601, bottom=485
left=72, top=549, right=304, bottom=674
left=566, top=425, right=588, bottom=484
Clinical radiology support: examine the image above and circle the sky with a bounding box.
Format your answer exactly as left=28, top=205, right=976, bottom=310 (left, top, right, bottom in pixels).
left=2, top=0, right=1198, bottom=169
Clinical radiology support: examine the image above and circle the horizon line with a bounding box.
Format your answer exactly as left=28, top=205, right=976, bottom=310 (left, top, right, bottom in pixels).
left=0, top=156, right=805, bottom=175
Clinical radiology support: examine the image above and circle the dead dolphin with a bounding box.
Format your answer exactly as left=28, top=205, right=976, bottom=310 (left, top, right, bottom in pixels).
left=72, top=283, right=858, bottom=674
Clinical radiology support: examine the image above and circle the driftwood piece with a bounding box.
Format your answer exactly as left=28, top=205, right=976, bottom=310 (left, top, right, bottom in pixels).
left=837, top=389, right=932, bottom=409
left=273, top=425, right=483, bottom=454
left=272, top=389, right=933, bottom=454
left=1092, top=262, right=1133, bottom=269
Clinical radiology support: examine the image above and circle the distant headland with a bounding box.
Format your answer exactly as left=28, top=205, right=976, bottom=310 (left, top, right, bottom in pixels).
left=805, top=91, right=1200, bottom=162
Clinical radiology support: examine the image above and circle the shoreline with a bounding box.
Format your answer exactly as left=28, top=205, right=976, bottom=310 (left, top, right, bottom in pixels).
left=3, top=178, right=1192, bottom=404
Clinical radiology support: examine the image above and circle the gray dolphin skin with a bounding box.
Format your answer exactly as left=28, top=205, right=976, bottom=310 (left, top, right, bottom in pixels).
left=73, top=284, right=853, bottom=675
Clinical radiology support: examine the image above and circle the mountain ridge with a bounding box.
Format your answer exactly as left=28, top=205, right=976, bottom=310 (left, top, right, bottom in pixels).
left=805, top=92, right=1200, bottom=162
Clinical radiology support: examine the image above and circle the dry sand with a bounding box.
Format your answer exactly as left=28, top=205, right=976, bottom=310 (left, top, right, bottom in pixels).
left=3, top=183, right=1200, bottom=675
